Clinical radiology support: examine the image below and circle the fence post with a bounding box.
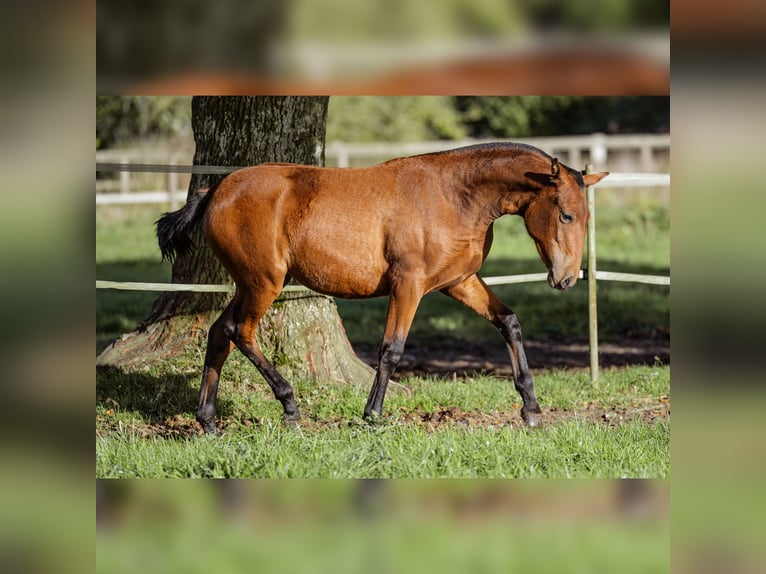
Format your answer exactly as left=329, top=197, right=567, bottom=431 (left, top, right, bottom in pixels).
left=589, top=133, right=607, bottom=169
left=167, top=158, right=179, bottom=209
left=337, top=144, right=349, bottom=168
left=568, top=146, right=581, bottom=170
left=120, top=156, right=130, bottom=194
left=586, top=163, right=599, bottom=383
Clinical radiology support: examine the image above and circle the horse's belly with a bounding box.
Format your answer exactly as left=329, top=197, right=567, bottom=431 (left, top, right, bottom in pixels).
left=288, top=244, right=389, bottom=299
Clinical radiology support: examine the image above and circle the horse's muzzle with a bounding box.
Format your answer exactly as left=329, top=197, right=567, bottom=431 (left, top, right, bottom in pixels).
left=548, top=271, right=576, bottom=291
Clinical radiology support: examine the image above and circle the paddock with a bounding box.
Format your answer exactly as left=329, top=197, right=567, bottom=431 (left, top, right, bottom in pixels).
left=96, top=141, right=669, bottom=478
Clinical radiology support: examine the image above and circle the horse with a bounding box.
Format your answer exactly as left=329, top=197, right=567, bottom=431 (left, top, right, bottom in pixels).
left=156, top=142, right=608, bottom=434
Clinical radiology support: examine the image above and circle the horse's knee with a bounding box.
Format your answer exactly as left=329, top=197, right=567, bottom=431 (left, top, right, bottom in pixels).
left=498, top=313, right=523, bottom=343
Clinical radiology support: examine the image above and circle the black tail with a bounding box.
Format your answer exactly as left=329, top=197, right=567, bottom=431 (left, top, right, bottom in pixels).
left=156, top=185, right=216, bottom=262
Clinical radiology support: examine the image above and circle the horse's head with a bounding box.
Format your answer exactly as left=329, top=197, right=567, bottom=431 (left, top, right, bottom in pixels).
left=523, top=158, right=608, bottom=290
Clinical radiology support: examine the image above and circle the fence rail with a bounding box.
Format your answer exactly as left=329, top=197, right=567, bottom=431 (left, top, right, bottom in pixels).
left=97, top=270, right=668, bottom=294
left=325, top=134, right=669, bottom=170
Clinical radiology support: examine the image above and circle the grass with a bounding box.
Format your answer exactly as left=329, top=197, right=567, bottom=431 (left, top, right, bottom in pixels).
left=97, top=354, right=669, bottom=478
left=97, top=418, right=668, bottom=479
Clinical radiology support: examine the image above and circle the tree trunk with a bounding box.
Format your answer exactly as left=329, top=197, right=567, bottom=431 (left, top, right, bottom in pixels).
left=97, top=96, right=373, bottom=384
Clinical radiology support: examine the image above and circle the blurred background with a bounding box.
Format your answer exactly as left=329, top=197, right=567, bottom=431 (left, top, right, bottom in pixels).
left=96, top=0, right=668, bottom=94
left=96, top=479, right=669, bottom=574
left=4, top=0, right=766, bottom=572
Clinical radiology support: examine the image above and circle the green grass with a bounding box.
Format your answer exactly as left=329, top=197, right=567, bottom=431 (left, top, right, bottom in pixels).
left=97, top=418, right=668, bottom=479
left=97, top=355, right=669, bottom=478
left=97, top=205, right=172, bottom=350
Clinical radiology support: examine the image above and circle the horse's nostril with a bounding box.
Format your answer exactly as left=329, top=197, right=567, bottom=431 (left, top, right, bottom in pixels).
left=560, top=276, right=573, bottom=289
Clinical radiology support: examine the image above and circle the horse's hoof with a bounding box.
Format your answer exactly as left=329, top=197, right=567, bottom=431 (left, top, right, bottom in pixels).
left=521, top=410, right=543, bottom=428
left=362, top=411, right=384, bottom=425
left=199, top=419, right=220, bottom=435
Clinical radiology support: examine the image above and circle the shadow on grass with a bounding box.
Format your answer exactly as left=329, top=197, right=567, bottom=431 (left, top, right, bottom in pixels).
left=96, top=365, right=235, bottom=424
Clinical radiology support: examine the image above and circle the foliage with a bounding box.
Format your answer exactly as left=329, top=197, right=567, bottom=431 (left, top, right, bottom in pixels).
left=326, top=96, right=467, bottom=142
left=97, top=96, right=669, bottom=150
left=454, top=96, right=670, bottom=138
left=327, top=96, right=669, bottom=142
left=96, top=96, right=191, bottom=149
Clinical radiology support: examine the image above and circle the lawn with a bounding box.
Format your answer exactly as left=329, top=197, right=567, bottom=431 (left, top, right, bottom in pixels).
left=97, top=355, right=669, bottom=478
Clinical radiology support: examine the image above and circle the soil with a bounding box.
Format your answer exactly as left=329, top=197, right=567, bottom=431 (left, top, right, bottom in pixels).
left=108, top=398, right=669, bottom=440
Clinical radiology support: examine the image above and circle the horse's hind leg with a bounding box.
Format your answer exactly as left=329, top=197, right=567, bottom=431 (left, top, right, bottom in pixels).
left=442, top=274, right=543, bottom=427
left=197, top=302, right=236, bottom=434
left=230, top=285, right=301, bottom=424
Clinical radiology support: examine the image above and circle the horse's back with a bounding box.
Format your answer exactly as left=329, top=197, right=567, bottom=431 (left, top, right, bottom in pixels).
left=204, top=163, right=401, bottom=297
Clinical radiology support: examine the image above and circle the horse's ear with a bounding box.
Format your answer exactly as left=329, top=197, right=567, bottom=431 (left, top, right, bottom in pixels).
left=551, top=157, right=560, bottom=178
left=582, top=172, right=609, bottom=187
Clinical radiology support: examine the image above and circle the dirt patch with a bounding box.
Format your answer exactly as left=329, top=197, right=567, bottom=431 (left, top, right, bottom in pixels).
left=97, top=413, right=205, bottom=440
left=398, top=400, right=669, bottom=432
left=112, top=397, right=669, bottom=439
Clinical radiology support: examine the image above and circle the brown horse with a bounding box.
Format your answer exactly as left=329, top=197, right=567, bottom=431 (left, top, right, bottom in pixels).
left=157, top=143, right=607, bottom=434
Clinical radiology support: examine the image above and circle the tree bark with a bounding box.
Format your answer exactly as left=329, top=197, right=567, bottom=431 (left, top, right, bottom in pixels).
left=97, top=96, right=373, bottom=384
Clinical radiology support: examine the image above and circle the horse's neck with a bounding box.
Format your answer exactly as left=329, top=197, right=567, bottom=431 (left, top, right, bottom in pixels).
left=457, top=155, right=537, bottom=221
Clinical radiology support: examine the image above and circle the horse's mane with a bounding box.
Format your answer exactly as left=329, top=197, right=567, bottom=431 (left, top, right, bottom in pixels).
left=387, top=142, right=555, bottom=164
left=381, top=142, right=585, bottom=184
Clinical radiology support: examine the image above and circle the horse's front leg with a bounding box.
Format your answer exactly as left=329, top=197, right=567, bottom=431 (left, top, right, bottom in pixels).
left=442, top=274, right=543, bottom=427
left=495, top=311, right=542, bottom=427
left=364, top=282, right=422, bottom=420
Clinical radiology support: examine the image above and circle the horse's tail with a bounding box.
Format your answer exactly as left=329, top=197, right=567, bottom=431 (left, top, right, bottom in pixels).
left=156, top=185, right=217, bottom=262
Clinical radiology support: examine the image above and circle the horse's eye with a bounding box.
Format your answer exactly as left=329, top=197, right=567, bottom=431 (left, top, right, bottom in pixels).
left=560, top=212, right=574, bottom=224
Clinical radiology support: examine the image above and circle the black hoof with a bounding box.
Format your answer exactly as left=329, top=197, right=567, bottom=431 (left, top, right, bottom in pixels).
left=521, top=409, right=543, bottom=428
left=198, top=418, right=220, bottom=435
left=362, top=411, right=384, bottom=425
